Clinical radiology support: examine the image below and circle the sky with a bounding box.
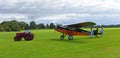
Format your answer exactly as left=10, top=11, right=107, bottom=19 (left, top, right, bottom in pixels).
left=0, top=0, right=120, bottom=25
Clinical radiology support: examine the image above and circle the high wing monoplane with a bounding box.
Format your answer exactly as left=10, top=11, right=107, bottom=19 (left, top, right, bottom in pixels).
left=55, top=22, right=104, bottom=40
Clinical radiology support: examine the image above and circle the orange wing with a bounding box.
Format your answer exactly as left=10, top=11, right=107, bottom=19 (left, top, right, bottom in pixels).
left=55, top=27, right=90, bottom=36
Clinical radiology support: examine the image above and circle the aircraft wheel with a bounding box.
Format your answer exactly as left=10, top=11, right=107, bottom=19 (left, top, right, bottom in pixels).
left=68, top=35, right=73, bottom=40
left=60, top=35, right=64, bottom=40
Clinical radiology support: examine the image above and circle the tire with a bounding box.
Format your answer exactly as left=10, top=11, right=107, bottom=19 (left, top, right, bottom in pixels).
left=24, top=34, right=33, bottom=41
left=68, top=35, right=73, bottom=40
left=60, top=35, right=64, bottom=40
left=14, top=36, right=22, bottom=41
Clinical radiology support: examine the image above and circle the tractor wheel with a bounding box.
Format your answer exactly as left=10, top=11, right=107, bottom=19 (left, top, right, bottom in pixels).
left=24, top=34, right=33, bottom=41
left=60, top=35, right=65, bottom=40
left=68, top=35, right=73, bottom=40
left=14, top=36, right=22, bottom=41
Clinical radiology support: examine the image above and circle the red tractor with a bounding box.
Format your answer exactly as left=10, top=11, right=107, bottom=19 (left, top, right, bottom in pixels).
left=14, top=32, right=34, bottom=41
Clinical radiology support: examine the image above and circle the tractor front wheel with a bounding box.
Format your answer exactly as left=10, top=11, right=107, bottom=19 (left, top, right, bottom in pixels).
left=14, top=36, right=22, bottom=41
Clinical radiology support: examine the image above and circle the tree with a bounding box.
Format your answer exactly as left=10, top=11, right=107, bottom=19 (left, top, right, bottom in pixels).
left=49, top=23, right=56, bottom=29
left=19, top=22, right=29, bottom=30
left=1, top=21, right=11, bottom=31
left=38, top=23, right=45, bottom=29
left=9, top=20, right=21, bottom=31
left=45, top=24, right=49, bottom=29
left=56, top=24, right=62, bottom=27
left=0, top=25, right=4, bottom=32
left=30, top=21, right=37, bottom=29
left=1, top=20, right=21, bottom=31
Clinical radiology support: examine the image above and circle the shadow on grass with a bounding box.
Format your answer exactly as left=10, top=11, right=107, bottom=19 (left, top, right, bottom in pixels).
left=76, top=37, right=100, bottom=40
left=77, top=37, right=94, bottom=40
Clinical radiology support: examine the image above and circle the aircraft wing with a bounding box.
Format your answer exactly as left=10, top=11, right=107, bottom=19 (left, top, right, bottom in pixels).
left=66, top=22, right=96, bottom=27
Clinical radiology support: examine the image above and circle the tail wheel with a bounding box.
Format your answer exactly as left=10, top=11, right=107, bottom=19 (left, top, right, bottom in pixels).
left=60, top=35, right=65, bottom=40
left=68, top=35, right=73, bottom=40
left=14, top=36, right=22, bottom=41
left=24, top=34, right=33, bottom=41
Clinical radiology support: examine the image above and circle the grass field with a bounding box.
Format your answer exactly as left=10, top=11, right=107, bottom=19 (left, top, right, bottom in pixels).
left=0, top=28, right=120, bottom=58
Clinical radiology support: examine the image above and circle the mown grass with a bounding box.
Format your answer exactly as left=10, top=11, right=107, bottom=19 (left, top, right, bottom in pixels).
left=0, top=28, right=120, bottom=58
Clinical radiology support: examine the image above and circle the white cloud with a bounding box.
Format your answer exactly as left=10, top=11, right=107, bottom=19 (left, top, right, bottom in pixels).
left=0, top=14, right=26, bottom=19
left=0, top=0, right=120, bottom=25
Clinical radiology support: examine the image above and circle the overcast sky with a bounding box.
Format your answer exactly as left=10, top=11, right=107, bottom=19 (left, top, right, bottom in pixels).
left=0, top=0, right=120, bottom=25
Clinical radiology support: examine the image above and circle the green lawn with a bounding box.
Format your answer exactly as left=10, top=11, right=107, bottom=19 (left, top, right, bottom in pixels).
left=0, top=28, right=120, bottom=58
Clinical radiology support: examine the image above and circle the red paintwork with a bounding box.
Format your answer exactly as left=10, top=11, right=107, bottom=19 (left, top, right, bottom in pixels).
left=14, top=32, right=34, bottom=41
left=55, top=28, right=90, bottom=36
left=16, top=32, right=26, bottom=37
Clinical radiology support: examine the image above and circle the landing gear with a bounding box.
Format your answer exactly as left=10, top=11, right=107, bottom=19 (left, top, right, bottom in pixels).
left=60, top=35, right=65, bottom=40
left=68, top=35, right=73, bottom=40
left=60, top=34, right=73, bottom=40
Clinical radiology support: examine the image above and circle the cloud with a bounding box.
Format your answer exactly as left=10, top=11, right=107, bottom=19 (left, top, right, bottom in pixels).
left=0, top=0, right=120, bottom=25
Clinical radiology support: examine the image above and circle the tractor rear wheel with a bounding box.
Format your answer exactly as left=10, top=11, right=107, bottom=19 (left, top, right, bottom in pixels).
left=24, top=34, right=33, bottom=41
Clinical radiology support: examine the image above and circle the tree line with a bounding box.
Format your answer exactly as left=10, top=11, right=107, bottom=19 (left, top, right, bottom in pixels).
left=0, top=20, right=56, bottom=32
left=0, top=20, right=120, bottom=32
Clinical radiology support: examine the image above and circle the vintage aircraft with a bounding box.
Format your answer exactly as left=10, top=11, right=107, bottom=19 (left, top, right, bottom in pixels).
left=55, top=22, right=104, bottom=40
